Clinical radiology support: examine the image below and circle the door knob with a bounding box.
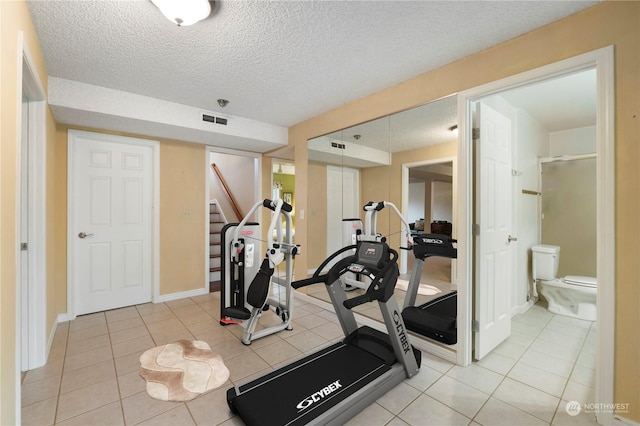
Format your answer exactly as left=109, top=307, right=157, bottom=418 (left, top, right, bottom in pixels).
left=507, top=235, right=518, bottom=244
left=78, top=232, right=94, bottom=239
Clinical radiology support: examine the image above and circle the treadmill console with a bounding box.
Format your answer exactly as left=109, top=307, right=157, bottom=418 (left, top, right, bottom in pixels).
left=356, top=242, right=388, bottom=269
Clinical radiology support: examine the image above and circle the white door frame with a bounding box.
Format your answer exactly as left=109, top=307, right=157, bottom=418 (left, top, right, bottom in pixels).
left=67, top=130, right=160, bottom=319
left=15, top=32, right=48, bottom=425
left=401, top=156, right=457, bottom=277
left=206, top=146, right=261, bottom=290
left=457, top=46, right=615, bottom=424
left=16, top=33, right=48, bottom=370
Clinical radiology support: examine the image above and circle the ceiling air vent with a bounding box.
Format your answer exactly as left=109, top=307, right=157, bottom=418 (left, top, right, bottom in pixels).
left=202, top=113, right=228, bottom=126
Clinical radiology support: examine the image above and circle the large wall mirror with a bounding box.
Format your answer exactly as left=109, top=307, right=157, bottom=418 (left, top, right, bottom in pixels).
left=305, top=94, right=459, bottom=346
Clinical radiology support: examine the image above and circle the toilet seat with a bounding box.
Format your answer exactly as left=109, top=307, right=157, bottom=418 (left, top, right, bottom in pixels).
left=562, top=275, right=597, bottom=288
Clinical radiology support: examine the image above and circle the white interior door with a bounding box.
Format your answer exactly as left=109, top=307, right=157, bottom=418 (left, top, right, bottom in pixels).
left=69, top=131, right=155, bottom=315
left=474, top=102, right=513, bottom=360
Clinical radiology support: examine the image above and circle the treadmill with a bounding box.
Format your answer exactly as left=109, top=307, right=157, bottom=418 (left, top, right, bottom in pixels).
left=227, top=240, right=421, bottom=426
left=401, top=233, right=458, bottom=344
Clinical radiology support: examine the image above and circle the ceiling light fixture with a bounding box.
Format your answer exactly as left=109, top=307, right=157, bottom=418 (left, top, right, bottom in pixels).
left=217, top=98, right=229, bottom=107
left=353, top=134, right=361, bottom=140
left=150, top=0, right=213, bottom=26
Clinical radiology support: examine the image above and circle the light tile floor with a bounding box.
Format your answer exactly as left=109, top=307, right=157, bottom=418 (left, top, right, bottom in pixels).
left=21, top=293, right=599, bottom=425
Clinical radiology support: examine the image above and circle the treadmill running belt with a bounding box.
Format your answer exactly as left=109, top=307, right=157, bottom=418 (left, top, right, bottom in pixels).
left=402, top=291, right=457, bottom=344
left=229, top=342, right=391, bottom=426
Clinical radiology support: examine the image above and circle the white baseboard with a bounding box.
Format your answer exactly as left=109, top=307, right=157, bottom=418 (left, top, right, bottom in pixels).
left=46, top=320, right=58, bottom=362
left=511, top=298, right=536, bottom=316
left=57, top=313, right=73, bottom=323
left=155, top=287, right=209, bottom=303
left=613, top=414, right=640, bottom=426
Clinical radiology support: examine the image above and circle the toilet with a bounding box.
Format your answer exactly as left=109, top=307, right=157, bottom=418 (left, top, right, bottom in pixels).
left=531, top=245, right=597, bottom=321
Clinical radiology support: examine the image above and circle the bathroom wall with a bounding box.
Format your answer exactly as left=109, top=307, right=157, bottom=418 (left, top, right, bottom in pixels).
left=548, top=125, right=596, bottom=156
left=514, top=108, right=548, bottom=310
left=542, top=126, right=597, bottom=277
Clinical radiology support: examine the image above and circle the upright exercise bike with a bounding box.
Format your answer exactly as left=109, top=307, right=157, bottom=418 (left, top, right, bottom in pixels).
left=219, top=198, right=300, bottom=345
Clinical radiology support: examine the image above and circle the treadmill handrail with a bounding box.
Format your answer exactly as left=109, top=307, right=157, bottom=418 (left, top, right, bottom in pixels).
left=311, top=244, right=358, bottom=278
left=291, top=274, right=327, bottom=289
left=291, top=244, right=358, bottom=290
left=294, top=242, right=400, bottom=310
left=343, top=248, right=398, bottom=310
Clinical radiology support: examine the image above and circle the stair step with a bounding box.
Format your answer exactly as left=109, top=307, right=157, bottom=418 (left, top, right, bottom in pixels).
left=210, top=222, right=225, bottom=233
left=209, top=280, right=221, bottom=292
left=210, top=257, right=221, bottom=269
left=209, top=202, right=224, bottom=292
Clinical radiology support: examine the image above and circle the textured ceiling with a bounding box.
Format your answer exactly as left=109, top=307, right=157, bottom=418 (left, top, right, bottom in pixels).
left=28, top=0, right=601, bottom=132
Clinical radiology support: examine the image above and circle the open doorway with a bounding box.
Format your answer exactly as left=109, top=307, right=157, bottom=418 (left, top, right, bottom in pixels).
left=401, top=159, right=456, bottom=295
left=457, top=47, right=614, bottom=424
left=207, top=148, right=260, bottom=291
left=271, top=159, right=296, bottom=241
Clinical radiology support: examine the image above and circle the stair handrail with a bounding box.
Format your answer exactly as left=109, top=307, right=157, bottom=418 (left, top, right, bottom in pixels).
left=211, top=163, right=244, bottom=221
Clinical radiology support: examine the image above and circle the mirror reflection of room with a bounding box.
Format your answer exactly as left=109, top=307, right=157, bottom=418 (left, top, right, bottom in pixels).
left=305, top=95, right=458, bottom=331
left=403, top=162, right=454, bottom=302
left=272, top=160, right=296, bottom=242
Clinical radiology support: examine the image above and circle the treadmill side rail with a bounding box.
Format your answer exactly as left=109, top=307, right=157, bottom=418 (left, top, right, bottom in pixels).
left=378, top=295, right=420, bottom=378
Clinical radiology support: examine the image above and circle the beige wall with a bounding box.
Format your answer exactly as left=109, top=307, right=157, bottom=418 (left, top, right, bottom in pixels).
left=290, top=2, right=639, bottom=420
left=158, top=140, right=207, bottom=294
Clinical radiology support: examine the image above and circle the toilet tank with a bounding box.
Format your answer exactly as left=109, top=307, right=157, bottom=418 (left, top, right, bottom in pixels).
left=532, top=245, right=560, bottom=280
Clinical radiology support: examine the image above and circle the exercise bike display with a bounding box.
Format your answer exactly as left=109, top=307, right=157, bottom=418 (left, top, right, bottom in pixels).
left=227, top=239, right=420, bottom=426
left=219, top=198, right=300, bottom=345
